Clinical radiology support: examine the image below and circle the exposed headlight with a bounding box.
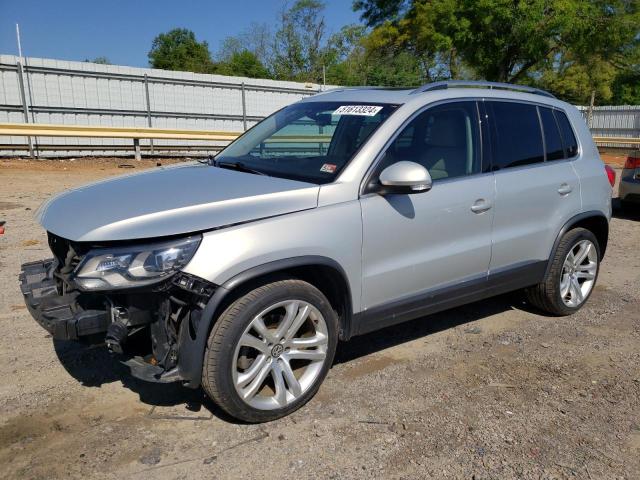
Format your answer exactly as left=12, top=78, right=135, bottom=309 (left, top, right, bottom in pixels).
left=74, top=235, right=201, bottom=291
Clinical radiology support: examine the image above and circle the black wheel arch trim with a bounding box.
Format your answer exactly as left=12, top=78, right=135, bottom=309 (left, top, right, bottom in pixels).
left=176, top=255, right=353, bottom=388
left=544, top=210, right=609, bottom=278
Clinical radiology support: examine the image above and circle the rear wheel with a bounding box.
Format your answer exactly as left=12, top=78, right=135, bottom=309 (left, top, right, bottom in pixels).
left=526, top=228, right=600, bottom=316
left=202, top=279, right=338, bottom=423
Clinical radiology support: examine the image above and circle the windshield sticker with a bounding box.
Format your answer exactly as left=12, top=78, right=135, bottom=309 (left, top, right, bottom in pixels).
left=320, top=163, right=337, bottom=173
left=333, top=105, right=383, bottom=116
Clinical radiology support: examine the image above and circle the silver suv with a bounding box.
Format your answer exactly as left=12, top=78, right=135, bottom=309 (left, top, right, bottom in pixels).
left=20, top=81, right=612, bottom=422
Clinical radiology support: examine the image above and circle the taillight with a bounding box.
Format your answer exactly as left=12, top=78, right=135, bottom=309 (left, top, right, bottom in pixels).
left=624, top=156, right=640, bottom=169
left=604, top=164, right=616, bottom=188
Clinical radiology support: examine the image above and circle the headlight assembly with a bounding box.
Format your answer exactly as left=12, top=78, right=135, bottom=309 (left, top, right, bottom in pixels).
left=74, top=235, right=201, bottom=291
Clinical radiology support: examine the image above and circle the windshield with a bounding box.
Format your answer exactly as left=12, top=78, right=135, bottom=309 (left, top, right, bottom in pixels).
left=216, top=101, right=399, bottom=184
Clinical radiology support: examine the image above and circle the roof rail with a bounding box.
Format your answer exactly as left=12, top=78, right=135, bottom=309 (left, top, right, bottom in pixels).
left=412, top=80, right=556, bottom=98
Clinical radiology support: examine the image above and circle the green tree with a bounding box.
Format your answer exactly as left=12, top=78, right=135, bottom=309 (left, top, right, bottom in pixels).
left=217, top=50, right=271, bottom=79
left=538, top=54, right=617, bottom=104
left=353, top=0, right=409, bottom=26
left=353, top=0, right=640, bottom=102
left=365, top=50, right=426, bottom=86
left=148, top=28, right=215, bottom=73
left=320, top=24, right=426, bottom=86
left=322, top=25, right=368, bottom=85
left=273, top=0, right=327, bottom=82
left=219, top=23, right=273, bottom=67
left=611, top=71, right=640, bottom=104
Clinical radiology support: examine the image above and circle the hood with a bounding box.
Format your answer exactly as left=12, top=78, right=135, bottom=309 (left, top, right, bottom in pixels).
left=37, top=163, right=319, bottom=242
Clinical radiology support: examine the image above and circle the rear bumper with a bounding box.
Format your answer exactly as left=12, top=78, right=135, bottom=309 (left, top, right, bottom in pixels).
left=19, top=259, right=109, bottom=341
left=620, top=193, right=640, bottom=204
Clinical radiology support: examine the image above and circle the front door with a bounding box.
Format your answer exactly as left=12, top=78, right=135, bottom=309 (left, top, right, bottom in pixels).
left=360, top=101, right=494, bottom=313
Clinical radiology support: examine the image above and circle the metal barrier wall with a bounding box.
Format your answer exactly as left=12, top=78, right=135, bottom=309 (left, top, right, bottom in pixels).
left=0, top=54, right=327, bottom=157
left=2, top=121, right=635, bottom=159
left=578, top=105, right=640, bottom=149
left=1, top=53, right=638, bottom=157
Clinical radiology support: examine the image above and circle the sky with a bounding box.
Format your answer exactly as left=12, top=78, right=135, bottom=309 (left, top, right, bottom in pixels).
left=0, top=0, right=361, bottom=67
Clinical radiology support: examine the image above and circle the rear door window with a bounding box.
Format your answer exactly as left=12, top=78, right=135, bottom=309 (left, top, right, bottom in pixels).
left=553, top=110, right=579, bottom=158
left=539, top=107, right=565, bottom=161
left=488, top=101, right=544, bottom=170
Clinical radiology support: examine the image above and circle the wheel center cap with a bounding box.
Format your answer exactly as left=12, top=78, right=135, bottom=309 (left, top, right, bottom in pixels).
left=271, top=344, right=284, bottom=358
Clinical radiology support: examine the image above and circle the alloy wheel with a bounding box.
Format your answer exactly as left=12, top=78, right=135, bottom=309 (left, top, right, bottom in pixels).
left=560, top=239, right=598, bottom=308
left=232, top=300, right=328, bottom=410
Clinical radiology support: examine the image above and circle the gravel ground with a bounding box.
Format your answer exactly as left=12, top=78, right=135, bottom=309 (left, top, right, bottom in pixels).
left=0, top=158, right=639, bottom=480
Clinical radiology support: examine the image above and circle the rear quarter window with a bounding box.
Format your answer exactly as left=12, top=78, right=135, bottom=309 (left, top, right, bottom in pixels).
left=553, top=110, right=579, bottom=158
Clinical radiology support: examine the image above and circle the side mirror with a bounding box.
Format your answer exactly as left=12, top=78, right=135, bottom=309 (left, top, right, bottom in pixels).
left=377, top=161, right=432, bottom=194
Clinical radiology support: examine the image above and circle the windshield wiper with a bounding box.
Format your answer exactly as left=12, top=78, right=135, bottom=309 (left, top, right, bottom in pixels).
left=214, top=160, right=268, bottom=176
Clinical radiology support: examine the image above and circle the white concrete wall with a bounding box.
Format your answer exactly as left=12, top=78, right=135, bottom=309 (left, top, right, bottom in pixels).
left=0, top=55, right=330, bottom=156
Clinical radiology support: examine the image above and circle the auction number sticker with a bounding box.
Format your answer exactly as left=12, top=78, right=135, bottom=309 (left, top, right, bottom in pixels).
left=333, top=105, right=383, bottom=116
left=320, top=163, right=337, bottom=173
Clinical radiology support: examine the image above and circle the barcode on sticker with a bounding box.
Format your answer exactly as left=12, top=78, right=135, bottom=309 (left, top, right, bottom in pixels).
left=333, top=105, right=383, bottom=116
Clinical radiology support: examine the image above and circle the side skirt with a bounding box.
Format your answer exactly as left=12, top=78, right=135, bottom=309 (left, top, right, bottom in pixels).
left=352, top=260, right=546, bottom=337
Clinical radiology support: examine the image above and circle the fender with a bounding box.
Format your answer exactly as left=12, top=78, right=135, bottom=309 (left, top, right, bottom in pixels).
left=176, top=255, right=353, bottom=388
left=543, top=210, right=609, bottom=279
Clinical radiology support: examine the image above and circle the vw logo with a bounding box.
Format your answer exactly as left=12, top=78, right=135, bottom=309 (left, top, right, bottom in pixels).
left=271, top=344, right=284, bottom=358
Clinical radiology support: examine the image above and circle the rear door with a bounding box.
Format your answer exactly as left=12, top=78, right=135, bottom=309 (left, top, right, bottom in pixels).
left=485, top=100, right=582, bottom=274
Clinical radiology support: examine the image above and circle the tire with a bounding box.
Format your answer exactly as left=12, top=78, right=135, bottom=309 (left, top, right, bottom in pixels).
left=525, top=227, right=600, bottom=316
left=620, top=200, right=636, bottom=214
left=202, top=279, right=338, bottom=423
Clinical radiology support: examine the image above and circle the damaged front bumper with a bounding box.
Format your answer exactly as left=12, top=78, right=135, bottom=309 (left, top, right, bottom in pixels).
left=19, top=257, right=217, bottom=387
left=20, top=259, right=110, bottom=340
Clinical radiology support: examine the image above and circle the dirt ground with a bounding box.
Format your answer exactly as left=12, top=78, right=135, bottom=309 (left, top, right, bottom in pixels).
left=0, top=157, right=639, bottom=480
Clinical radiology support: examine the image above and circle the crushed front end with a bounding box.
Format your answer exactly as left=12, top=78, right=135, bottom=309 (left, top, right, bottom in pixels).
left=19, top=232, right=215, bottom=386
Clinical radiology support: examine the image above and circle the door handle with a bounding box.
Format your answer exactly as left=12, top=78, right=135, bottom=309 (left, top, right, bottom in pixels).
left=557, top=183, right=573, bottom=195
left=471, top=199, right=492, bottom=213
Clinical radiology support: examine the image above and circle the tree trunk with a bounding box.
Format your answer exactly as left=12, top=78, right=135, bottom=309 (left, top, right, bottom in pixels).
left=449, top=48, right=459, bottom=79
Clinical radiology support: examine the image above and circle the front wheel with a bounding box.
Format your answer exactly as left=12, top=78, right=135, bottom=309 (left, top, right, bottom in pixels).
left=526, top=227, right=600, bottom=316
left=202, top=279, right=338, bottom=423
